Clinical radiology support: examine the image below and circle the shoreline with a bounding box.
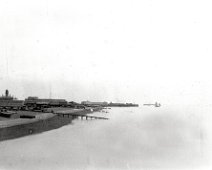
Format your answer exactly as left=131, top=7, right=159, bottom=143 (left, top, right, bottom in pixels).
left=0, top=107, right=102, bottom=142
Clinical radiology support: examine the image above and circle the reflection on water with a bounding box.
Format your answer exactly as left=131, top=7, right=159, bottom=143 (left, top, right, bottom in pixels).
left=0, top=106, right=211, bottom=170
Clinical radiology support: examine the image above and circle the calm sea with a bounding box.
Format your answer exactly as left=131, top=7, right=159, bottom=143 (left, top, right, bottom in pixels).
left=0, top=106, right=211, bottom=170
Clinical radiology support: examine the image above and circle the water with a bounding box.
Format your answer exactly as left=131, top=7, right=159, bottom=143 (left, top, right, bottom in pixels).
left=0, top=106, right=211, bottom=170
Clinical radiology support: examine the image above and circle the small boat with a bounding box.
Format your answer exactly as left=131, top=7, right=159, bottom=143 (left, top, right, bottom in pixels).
left=155, top=102, right=161, bottom=107
left=143, top=102, right=161, bottom=107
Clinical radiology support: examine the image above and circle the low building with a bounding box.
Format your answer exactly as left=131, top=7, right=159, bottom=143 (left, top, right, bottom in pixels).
left=81, top=101, right=108, bottom=107
left=24, top=97, right=68, bottom=109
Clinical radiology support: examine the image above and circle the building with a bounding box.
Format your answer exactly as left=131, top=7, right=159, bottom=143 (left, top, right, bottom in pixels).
left=81, top=101, right=108, bottom=107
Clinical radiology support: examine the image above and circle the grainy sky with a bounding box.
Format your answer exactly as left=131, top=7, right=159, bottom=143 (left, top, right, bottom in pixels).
left=0, top=0, right=212, bottom=104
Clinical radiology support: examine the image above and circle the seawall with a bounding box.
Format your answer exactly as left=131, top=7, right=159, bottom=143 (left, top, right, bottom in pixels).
left=0, top=114, right=73, bottom=141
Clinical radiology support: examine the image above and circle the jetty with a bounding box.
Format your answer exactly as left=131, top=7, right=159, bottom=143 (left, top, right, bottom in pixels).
left=54, top=109, right=109, bottom=120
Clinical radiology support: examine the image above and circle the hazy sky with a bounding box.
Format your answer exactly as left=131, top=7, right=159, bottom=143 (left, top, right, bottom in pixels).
left=0, top=0, right=212, bottom=104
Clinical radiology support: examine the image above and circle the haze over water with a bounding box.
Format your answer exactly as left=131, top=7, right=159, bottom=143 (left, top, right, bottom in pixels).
left=0, top=106, right=211, bottom=170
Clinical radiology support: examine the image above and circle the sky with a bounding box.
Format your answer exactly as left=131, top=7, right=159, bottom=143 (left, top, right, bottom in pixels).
left=0, top=0, right=212, bottom=105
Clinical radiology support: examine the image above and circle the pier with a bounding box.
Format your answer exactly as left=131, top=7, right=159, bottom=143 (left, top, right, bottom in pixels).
left=55, top=112, right=109, bottom=120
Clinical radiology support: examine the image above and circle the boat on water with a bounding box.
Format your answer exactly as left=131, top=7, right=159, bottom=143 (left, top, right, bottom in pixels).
left=143, top=102, right=161, bottom=107
left=155, top=102, right=161, bottom=107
